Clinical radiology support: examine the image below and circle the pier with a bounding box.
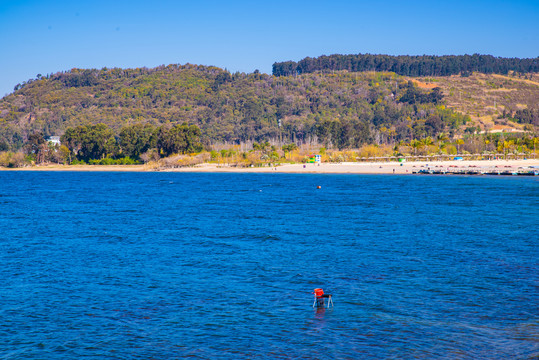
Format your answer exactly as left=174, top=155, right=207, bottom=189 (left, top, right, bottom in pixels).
left=413, top=165, right=539, bottom=176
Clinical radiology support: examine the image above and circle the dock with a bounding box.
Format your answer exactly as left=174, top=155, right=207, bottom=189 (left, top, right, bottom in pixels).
left=413, top=165, right=539, bottom=176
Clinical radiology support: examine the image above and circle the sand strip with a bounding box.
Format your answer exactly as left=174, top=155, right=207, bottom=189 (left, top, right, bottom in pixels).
left=2, top=159, right=538, bottom=174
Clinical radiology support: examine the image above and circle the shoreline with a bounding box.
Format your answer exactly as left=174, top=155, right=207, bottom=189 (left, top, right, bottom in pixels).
left=1, top=159, right=538, bottom=175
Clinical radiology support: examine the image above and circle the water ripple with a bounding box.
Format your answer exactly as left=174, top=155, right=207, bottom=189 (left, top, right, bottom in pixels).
left=0, top=172, right=537, bottom=359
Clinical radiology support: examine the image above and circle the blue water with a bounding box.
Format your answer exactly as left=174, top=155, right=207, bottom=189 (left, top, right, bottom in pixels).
left=0, top=172, right=537, bottom=359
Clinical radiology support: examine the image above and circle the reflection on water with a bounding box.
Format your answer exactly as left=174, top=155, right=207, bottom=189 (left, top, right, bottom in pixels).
left=314, top=306, right=329, bottom=322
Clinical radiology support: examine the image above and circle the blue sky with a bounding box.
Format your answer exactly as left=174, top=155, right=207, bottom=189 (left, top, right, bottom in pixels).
left=0, top=0, right=537, bottom=97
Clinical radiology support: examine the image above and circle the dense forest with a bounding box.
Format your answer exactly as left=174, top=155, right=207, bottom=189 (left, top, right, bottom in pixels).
left=13, top=122, right=202, bottom=166
left=273, top=54, right=539, bottom=77
left=62, top=122, right=202, bottom=161
left=0, top=64, right=473, bottom=151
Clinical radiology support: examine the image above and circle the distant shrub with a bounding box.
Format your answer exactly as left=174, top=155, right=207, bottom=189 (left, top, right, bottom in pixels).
left=160, top=153, right=209, bottom=168
left=119, top=157, right=138, bottom=165
left=88, top=157, right=139, bottom=165
left=0, top=151, right=12, bottom=167
left=0, top=152, right=28, bottom=168
left=140, top=149, right=160, bottom=163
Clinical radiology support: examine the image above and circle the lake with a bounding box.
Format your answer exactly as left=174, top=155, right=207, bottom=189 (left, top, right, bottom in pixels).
left=0, top=172, right=537, bottom=359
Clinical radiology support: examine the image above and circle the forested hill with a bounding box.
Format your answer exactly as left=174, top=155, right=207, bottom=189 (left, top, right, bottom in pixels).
left=0, top=63, right=536, bottom=151
left=273, top=54, right=539, bottom=77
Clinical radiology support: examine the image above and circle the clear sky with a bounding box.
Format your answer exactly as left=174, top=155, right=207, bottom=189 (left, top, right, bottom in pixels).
left=0, top=0, right=537, bottom=97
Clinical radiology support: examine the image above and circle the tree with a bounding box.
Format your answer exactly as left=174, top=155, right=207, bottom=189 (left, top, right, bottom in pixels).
left=119, top=124, right=157, bottom=160
left=157, top=123, right=202, bottom=157
left=437, top=132, right=449, bottom=146
left=455, top=138, right=465, bottom=154
left=428, top=87, right=444, bottom=104
left=61, top=124, right=117, bottom=161
left=253, top=141, right=270, bottom=153
left=140, top=149, right=160, bottom=163
left=24, top=133, right=46, bottom=161
left=282, top=143, right=298, bottom=159
left=410, top=139, right=421, bottom=156
left=497, top=139, right=512, bottom=159
left=56, top=145, right=72, bottom=164
left=422, top=137, right=434, bottom=154
left=531, top=137, right=539, bottom=158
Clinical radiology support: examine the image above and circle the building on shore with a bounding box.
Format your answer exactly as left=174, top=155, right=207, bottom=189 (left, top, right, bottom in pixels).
left=46, top=136, right=61, bottom=146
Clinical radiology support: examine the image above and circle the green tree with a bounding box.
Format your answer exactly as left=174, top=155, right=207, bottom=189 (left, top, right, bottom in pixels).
left=157, top=123, right=202, bottom=157
left=61, top=124, right=117, bottom=161
left=57, top=145, right=72, bottom=164
left=119, top=123, right=157, bottom=160
left=497, top=139, right=513, bottom=159
left=282, top=143, right=298, bottom=159
left=24, top=133, right=46, bottom=159
left=410, top=139, right=421, bottom=156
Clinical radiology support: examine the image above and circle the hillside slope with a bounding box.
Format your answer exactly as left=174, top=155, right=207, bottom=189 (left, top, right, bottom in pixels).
left=407, top=72, right=539, bottom=132
left=0, top=64, right=536, bottom=150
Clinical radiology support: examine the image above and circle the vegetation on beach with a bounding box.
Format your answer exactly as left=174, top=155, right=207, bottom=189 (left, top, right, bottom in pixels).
left=1, top=122, right=537, bottom=169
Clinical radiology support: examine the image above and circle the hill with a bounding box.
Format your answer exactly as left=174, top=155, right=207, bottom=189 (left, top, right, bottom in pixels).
left=0, top=64, right=537, bottom=151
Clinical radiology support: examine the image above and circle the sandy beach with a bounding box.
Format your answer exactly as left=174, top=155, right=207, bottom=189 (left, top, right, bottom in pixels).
left=2, top=159, right=538, bottom=174
left=174, top=159, right=539, bottom=174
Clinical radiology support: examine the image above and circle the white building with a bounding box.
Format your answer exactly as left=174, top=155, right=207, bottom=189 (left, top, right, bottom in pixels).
left=46, top=136, right=61, bottom=146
